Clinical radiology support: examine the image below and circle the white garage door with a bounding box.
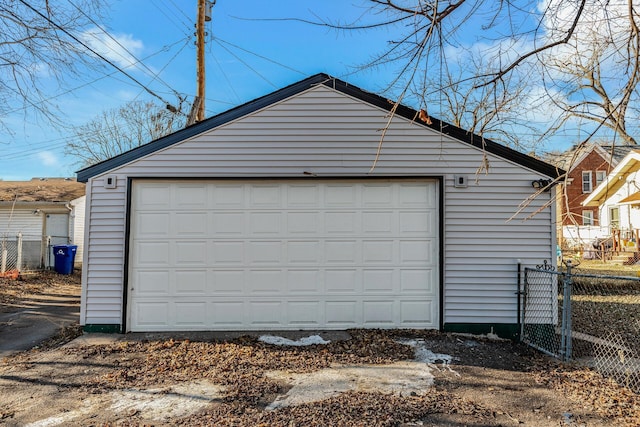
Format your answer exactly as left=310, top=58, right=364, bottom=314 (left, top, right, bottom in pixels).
left=128, top=180, right=439, bottom=331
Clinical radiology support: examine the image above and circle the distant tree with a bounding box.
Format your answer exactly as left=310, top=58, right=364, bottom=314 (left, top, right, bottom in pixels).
left=417, top=51, right=540, bottom=151
left=66, top=100, right=185, bottom=166
left=321, top=1, right=640, bottom=147
left=0, top=0, right=107, bottom=132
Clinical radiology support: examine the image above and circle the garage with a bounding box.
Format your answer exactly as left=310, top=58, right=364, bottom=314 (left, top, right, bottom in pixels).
left=78, top=74, right=561, bottom=337
left=128, top=179, right=439, bottom=331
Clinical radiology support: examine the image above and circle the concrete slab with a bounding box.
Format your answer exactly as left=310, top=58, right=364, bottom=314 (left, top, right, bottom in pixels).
left=0, top=292, right=79, bottom=358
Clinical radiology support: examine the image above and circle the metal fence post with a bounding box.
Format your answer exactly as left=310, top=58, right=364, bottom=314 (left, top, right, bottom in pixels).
left=0, top=240, right=6, bottom=274
left=16, top=232, right=22, bottom=272
left=560, top=260, right=573, bottom=361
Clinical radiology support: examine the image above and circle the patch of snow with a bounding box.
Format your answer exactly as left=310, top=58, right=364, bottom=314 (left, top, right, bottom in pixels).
left=265, top=361, right=434, bottom=410
left=259, top=334, right=330, bottom=346
left=396, top=339, right=459, bottom=375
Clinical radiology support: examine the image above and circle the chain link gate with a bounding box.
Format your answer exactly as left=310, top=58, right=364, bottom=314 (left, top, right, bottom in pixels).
left=521, top=261, right=640, bottom=393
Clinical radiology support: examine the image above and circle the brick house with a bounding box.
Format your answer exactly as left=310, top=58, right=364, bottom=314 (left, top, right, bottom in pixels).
left=555, top=144, right=633, bottom=226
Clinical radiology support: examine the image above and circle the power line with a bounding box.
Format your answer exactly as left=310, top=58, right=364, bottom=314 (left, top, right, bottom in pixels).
left=214, top=37, right=307, bottom=76
left=150, top=0, right=192, bottom=37
left=214, top=39, right=276, bottom=88
left=4, top=38, right=190, bottom=116
left=66, top=0, right=182, bottom=99
left=17, top=0, right=182, bottom=114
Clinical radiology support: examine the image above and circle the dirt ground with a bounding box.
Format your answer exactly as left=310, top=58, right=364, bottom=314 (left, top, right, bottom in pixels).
left=1, top=273, right=639, bottom=426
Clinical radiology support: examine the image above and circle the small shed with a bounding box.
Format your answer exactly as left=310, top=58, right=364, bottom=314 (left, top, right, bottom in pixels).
left=0, top=178, right=86, bottom=270
left=77, top=74, right=562, bottom=337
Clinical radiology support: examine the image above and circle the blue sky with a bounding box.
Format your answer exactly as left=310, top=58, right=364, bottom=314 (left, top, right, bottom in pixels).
left=0, top=0, right=612, bottom=180
left=3, top=0, right=417, bottom=180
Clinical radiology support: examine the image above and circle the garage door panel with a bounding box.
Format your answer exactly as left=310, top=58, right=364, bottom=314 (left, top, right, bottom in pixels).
left=400, top=211, right=434, bottom=234
left=129, top=180, right=439, bottom=331
left=287, top=301, right=322, bottom=326
left=249, top=241, right=282, bottom=264
left=175, top=302, right=207, bottom=327
left=363, top=270, right=395, bottom=292
left=363, top=240, right=394, bottom=263
left=363, top=300, right=395, bottom=325
left=362, top=184, right=393, bottom=205
left=325, top=300, right=360, bottom=326
left=287, top=184, right=320, bottom=206
left=248, top=270, right=284, bottom=293
left=400, top=240, right=434, bottom=263
left=137, top=184, right=172, bottom=208
left=212, top=242, right=244, bottom=264
left=287, top=241, right=321, bottom=264
left=136, top=241, right=169, bottom=265
left=136, top=271, right=169, bottom=295
left=250, top=212, right=281, bottom=235
left=250, top=185, right=281, bottom=207
left=213, top=212, right=245, bottom=235
left=137, top=213, right=170, bottom=237
left=400, top=300, right=436, bottom=326
left=325, top=184, right=357, bottom=206
left=213, top=185, right=245, bottom=207
left=135, top=301, right=170, bottom=328
left=176, top=212, right=207, bottom=235
left=249, top=301, right=284, bottom=326
left=174, top=184, right=207, bottom=208
left=400, top=269, right=436, bottom=293
left=175, top=241, right=207, bottom=265
left=325, top=269, right=359, bottom=293
left=210, top=270, right=244, bottom=293
left=211, top=301, right=244, bottom=326
left=287, top=212, right=319, bottom=234
left=174, top=270, right=206, bottom=294
left=325, top=212, right=357, bottom=234
left=325, top=240, right=358, bottom=263
left=287, top=270, right=321, bottom=293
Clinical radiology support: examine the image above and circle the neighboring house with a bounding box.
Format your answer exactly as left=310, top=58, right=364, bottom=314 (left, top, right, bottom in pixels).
left=77, top=74, right=562, bottom=338
left=0, top=178, right=86, bottom=270
left=551, top=143, right=633, bottom=246
left=583, top=150, right=640, bottom=259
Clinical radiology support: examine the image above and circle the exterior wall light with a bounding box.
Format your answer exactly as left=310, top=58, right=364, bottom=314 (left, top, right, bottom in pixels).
left=531, top=179, right=553, bottom=191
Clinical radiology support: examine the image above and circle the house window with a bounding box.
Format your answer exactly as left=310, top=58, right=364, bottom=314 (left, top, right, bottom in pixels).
left=610, top=207, right=620, bottom=229
left=582, top=171, right=592, bottom=193
left=595, top=170, right=606, bottom=187
left=582, top=210, right=594, bottom=226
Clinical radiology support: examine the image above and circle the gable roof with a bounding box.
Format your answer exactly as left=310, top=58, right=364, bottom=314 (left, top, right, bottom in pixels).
left=77, top=73, right=563, bottom=182
left=551, top=143, right=634, bottom=172
left=583, top=149, right=640, bottom=206
left=0, top=178, right=85, bottom=203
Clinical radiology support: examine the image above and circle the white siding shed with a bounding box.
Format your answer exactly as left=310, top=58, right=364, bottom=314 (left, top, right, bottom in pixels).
left=77, top=74, right=562, bottom=337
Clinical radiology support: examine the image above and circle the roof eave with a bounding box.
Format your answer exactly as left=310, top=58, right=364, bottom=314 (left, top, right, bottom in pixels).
left=582, top=150, right=640, bottom=206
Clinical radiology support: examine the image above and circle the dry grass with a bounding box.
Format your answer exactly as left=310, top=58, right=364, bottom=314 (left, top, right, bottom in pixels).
left=0, top=270, right=81, bottom=308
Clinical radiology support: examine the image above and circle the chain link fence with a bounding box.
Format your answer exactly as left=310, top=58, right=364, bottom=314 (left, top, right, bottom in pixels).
left=0, top=233, right=69, bottom=272
left=521, top=262, right=640, bottom=393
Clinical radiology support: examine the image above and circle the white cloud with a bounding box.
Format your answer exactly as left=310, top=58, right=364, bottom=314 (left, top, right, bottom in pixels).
left=35, top=151, right=59, bottom=167
left=81, top=27, right=144, bottom=71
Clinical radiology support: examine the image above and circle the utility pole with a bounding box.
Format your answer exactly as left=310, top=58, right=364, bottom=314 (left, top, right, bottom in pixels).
left=195, top=0, right=207, bottom=123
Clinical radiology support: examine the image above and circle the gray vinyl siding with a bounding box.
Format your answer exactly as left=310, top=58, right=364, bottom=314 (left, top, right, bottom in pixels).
left=82, top=85, right=553, bottom=326
left=0, top=210, right=42, bottom=239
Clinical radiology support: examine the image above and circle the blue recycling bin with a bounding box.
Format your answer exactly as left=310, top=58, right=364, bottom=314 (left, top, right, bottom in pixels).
left=53, top=245, right=77, bottom=275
